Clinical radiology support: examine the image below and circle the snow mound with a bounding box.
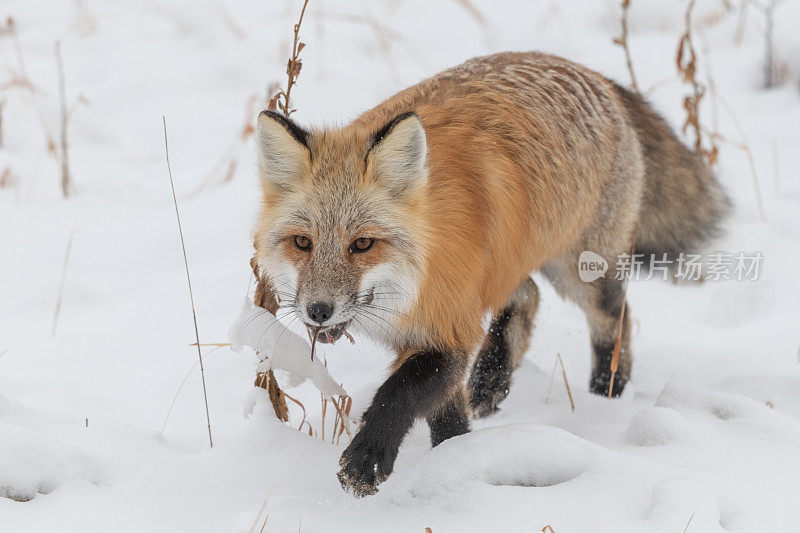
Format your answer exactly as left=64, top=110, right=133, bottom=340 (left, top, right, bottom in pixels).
left=647, top=479, right=725, bottom=532
left=627, top=406, right=689, bottom=446
left=228, top=300, right=346, bottom=397
left=0, top=422, right=104, bottom=502
left=656, top=382, right=800, bottom=444
left=409, top=425, right=592, bottom=495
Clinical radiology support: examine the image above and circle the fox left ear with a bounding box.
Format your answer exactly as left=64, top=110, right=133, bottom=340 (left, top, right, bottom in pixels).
left=256, top=110, right=311, bottom=189
left=367, top=112, right=427, bottom=195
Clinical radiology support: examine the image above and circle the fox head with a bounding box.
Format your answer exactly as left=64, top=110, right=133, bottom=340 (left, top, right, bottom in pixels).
left=252, top=110, right=428, bottom=345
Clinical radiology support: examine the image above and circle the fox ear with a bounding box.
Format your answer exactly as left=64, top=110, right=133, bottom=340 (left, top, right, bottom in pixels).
left=367, top=112, right=427, bottom=195
left=256, top=111, right=311, bottom=189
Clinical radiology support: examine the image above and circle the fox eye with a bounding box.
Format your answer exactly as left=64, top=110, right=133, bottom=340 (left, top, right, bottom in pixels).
left=293, top=235, right=312, bottom=251
left=350, top=237, right=374, bottom=253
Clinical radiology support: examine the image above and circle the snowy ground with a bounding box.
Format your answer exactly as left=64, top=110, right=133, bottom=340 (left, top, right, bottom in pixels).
left=1, top=1, right=799, bottom=531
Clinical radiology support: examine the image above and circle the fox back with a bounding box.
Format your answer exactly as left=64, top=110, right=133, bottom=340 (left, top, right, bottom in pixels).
left=252, top=51, right=728, bottom=356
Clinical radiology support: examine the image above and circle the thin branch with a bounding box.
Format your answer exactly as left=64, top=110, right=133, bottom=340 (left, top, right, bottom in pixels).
left=545, top=354, right=575, bottom=411
left=272, top=0, right=310, bottom=116
left=161, top=346, right=224, bottom=435
left=609, top=235, right=636, bottom=398
left=613, top=0, right=639, bottom=92
left=162, top=116, right=213, bottom=448
left=51, top=230, right=76, bottom=337
left=55, top=42, right=72, bottom=198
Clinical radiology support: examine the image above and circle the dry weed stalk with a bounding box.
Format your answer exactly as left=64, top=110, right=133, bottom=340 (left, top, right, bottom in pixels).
left=751, top=0, right=788, bottom=88
left=249, top=486, right=275, bottom=533
left=683, top=512, right=695, bottom=532
left=55, top=42, right=73, bottom=197
left=613, top=0, right=639, bottom=92
left=251, top=0, right=354, bottom=443
left=51, top=230, right=76, bottom=337
left=734, top=0, right=749, bottom=44
left=162, top=116, right=213, bottom=448
left=545, top=354, right=575, bottom=412
left=608, top=236, right=635, bottom=398
left=0, top=97, right=5, bottom=146
left=161, top=345, right=225, bottom=435
left=269, top=0, right=310, bottom=115
left=676, top=0, right=719, bottom=167
left=1, top=18, right=57, bottom=155
left=0, top=167, right=12, bottom=189
left=251, top=256, right=291, bottom=421
left=256, top=369, right=290, bottom=422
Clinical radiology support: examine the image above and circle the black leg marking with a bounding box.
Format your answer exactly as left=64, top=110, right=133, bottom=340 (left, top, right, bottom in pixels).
left=427, top=390, right=469, bottom=447
left=589, top=340, right=627, bottom=397
left=338, top=349, right=465, bottom=497
left=468, top=309, right=513, bottom=418
left=588, top=277, right=631, bottom=397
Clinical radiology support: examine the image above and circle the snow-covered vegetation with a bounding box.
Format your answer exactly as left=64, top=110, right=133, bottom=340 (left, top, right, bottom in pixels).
left=1, top=1, right=799, bottom=531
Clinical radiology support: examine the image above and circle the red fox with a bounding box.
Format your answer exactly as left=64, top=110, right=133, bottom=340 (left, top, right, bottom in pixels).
left=251, top=51, right=729, bottom=496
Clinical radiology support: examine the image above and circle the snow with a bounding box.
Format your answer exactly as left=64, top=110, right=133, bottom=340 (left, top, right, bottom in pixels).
left=1, top=0, right=799, bottom=531
left=228, top=300, right=346, bottom=397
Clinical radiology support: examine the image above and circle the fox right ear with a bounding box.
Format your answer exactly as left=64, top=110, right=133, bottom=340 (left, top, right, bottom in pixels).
left=366, top=112, right=427, bottom=196
left=256, top=111, right=311, bottom=189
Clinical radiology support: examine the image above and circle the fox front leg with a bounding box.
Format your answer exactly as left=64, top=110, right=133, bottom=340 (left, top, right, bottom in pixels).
left=337, top=348, right=468, bottom=497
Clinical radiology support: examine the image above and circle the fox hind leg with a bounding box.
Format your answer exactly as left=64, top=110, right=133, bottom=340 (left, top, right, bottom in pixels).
left=587, top=277, right=632, bottom=397
left=468, top=277, right=539, bottom=418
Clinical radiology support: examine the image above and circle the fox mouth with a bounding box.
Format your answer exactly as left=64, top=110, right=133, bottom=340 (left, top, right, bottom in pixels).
left=311, top=321, right=352, bottom=344
left=302, top=290, right=372, bottom=345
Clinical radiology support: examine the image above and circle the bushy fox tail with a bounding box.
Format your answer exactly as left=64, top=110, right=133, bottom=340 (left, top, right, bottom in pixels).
left=613, top=82, right=731, bottom=260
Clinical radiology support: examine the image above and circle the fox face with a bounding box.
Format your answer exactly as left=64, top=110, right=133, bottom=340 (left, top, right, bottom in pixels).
left=253, top=111, right=428, bottom=346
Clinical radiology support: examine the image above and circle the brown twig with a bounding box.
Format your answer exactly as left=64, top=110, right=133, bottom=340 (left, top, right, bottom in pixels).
left=255, top=370, right=290, bottom=422
left=752, top=0, right=788, bottom=88
left=0, top=97, right=5, bottom=147
left=676, top=0, right=718, bottom=167
left=545, top=354, right=575, bottom=411
left=329, top=394, right=352, bottom=437
left=163, top=116, right=213, bottom=448
left=683, top=513, right=695, bottom=532
left=613, top=0, right=639, bottom=92
left=283, top=389, right=309, bottom=431
left=270, top=0, right=310, bottom=116
left=51, top=230, right=76, bottom=337
left=2, top=18, right=57, bottom=155
left=55, top=42, right=72, bottom=197
left=609, top=236, right=636, bottom=398
left=249, top=486, right=275, bottom=533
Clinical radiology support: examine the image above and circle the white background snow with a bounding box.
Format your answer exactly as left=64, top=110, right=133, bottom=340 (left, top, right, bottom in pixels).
left=1, top=0, right=799, bottom=531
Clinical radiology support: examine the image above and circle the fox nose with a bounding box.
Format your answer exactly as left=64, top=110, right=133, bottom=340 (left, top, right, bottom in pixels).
left=307, top=302, right=334, bottom=325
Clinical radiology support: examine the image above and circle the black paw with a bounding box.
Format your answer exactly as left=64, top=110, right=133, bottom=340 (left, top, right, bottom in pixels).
left=468, top=369, right=511, bottom=418
left=337, top=432, right=397, bottom=497
left=589, top=369, right=627, bottom=397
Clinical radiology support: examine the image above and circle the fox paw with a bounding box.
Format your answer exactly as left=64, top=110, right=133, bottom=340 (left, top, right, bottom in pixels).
left=337, top=433, right=396, bottom=497
left=468, top=371, right=511, bottom=418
